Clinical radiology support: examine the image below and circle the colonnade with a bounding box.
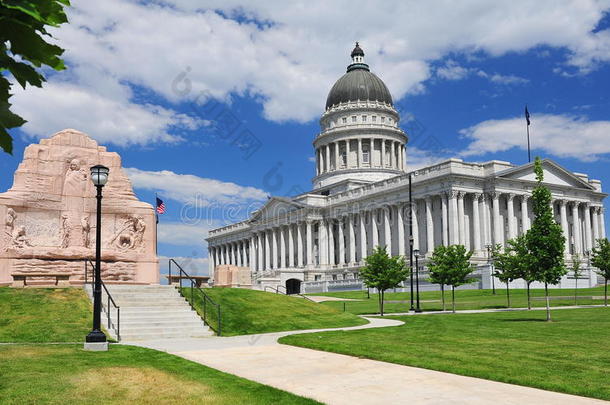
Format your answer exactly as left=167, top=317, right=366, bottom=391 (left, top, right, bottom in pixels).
left=315, top=138, right=405, bottom=175
left=208, top=191, right=606, bottom=273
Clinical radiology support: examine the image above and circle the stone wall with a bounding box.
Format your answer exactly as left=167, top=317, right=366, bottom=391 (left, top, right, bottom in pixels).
left=0, top=129, right=158, bottom=286
left=214, top=265, right=251, bottom=287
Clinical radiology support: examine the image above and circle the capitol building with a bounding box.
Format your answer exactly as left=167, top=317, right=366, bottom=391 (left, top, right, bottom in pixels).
left=207, top=44, right=607, bottom=293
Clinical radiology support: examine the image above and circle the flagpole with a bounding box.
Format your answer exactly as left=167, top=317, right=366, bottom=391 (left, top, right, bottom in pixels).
left=154, top=192, right=158, bottom=256
left=527, top=124, right=531, bottom=163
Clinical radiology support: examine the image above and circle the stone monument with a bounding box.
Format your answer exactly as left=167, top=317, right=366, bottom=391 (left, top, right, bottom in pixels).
left=213, top=265, right=252, bottom=288
left=0, top=129, right=159, bottom=286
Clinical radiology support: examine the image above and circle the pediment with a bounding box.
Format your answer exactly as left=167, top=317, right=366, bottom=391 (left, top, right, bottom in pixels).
left=497, top=159, right=594, bottom=190
left=250, top=197, right=307, bottom=221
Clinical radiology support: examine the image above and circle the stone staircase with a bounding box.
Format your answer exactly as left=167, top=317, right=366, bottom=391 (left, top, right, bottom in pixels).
left=85, top=284, right=214, bottom=341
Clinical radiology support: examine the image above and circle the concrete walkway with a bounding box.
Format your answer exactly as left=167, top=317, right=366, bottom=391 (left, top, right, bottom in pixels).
left=366, top=303, right=607, bottom=316
left=129, top=315, right=608, bottom=405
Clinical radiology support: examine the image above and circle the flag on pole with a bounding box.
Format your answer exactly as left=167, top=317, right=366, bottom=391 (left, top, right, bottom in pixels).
left=525, top=105, right=531, bottom=126
left=156, top=197, right=166, bottom=214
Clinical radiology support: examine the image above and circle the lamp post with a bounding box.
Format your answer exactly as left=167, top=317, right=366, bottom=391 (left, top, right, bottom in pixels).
left=414, top=248, right=422, bottom=313
left=408, top=172, right=414, bottom=311
left=486, top=244, right=496, bottom=294
left=85, top=164, right=109, bottom=351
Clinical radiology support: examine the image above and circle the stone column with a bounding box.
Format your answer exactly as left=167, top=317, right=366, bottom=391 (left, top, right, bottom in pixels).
left=380, top=139, right=385, bottom=167
left=319, top=220, right=329, bottom=265
left=337, top=217, right=345, bottom=264
left=592, top=207, right=600, bottom=246
left=288, top=225, right=295, bottom=267
left=231, top=243, right=236, bottom=265
left=390, top=141, right=395, bottom=168
left=208, top=247, right=214, bottom=275
left=481, top=194, right=490, bottom=246
left=297, top=223, right=304, bottom=267
left=371, top=209, right=379, bottom=249
left=397, top=204, right=405, bottom=257
left=600, top=208, right=606, bottom=239
left=272, top=228, right=279, bottom=269
left=448, top=191, right=459, bottom=245
left=328, top=219, right=335, bottom=265
left=412, top=201, right=420, bottom=250
left=306, top=221, right=313, bottom=266
left=472, top=193, right=481, bottom=252
left=507, top=193, right=516, bottom=240
left=325, top=144, right=330, bottom=173
left=250, top=237, right=256, bottom=272
left=425, top=197, right=434, bottom=254
left=492, top=192, right=502, bottom=246
left=236, top=242, right=242, bottom=266
left=383, top=206, right=391, bottom=252
left=335, top=142, right=340, bottom=170
left=457, top=192, right=465, bottom=246
left=357, top=138, right=362, bottom=168
left=346, top=140, right=352, bottom=168
left=264, top=230, right=271, bottom=270
left=521, top=195, right=530, bottom=234
left=584, top=203, right=592, bottom=252
left=572, top=202, right=581, bottom=254
left=360, top=212, right=367, bottom=260
left=441, top=193, right=448, bottom=246
left=280, top=226, right=286, bottom=268
left=257, top=232, right=263, bottom=271
left=349, top=215, right=357, bottom=263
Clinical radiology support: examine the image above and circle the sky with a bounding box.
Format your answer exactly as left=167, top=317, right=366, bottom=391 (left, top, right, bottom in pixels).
left=2, top=0, right=610, bottom=276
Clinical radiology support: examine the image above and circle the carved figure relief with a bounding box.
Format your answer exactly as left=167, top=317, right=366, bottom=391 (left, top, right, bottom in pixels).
left=60, top=214, right=70, bottom=248
left=110, top=216, right=146, bottom=251
left=12, top=226, right=32, bottom=248
left=81, top=215, right=91, bottom=248
left=5, top=208, right=15, bottom=237
left=63, top=159, right=88, bottom=197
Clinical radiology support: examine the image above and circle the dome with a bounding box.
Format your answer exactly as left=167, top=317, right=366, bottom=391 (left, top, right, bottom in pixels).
left=325, top=44, right=393, bottom=110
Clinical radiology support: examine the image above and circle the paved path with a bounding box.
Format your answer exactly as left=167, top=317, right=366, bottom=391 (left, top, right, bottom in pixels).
left=129, top=314, right=607, bottom=405
left=365, top=303, right=607, bottom=316
left=305, top=295, right=363, bottom=303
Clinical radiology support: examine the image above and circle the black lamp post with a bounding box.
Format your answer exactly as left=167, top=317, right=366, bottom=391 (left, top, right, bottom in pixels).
left=486, top=244, right=496, bottom=294
left=85, top=164, right=109, bottom=350
left=408, top=172, right=415, bottom=311
left=414, top=248, right=422, bottom=312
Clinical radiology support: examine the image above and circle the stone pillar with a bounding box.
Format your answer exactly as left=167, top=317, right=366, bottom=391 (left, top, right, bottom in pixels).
left=360, top=212, right=367, bottom=261
left=349, top=215, right=357, bottom=263
left=600, top=208, right=606, bottom=239
left=265, top=230, right=271, bottom=270
left=572, top=202, right=581, bottom=254
left=412, top=201, right=419, bottom=250
left=250, top=237, right=256, bottom=272
left=390, top=141, right=395, bottom=168
left=472, top=193, right=481, bottom=252
left=325, top=144, right=330, bottom=173
left=357, top=138, right=362, bottom=168
left=335, top=142, right=340, bottom=170
left=319, top=220, right=329, bottom=265
left=328, top=220, right=335, bottom=265
left=457, top=192, right=465, bottom=246
left=584, top=203, right=592, bottom=253
left=336, top=217, right=344, bottom=264
left=236, top=242, right=242, bottom=266
left=306, top=221, right=313, bottom=266
left=425, top=197, right=434, bottom=254
left=208, top=247, right=215, bottom=275
left=492, top=192, right=502, bottom=246
left=297, top=223, right=304, bottom=267
left=346, top=140, right=352, bottom=168
left=383, top=206, right=391, bottom=252
left=258, top=232, right=264, bottom=271
left=397, top=204, right=406, bottom=257
left=288, top=225, right=295, bottom=267
left=231, top=243, right=236, bottom=265
left=521, top=195, right=530, bottom=234
left=441, top=193, right=448, bottom=246
left=507, top=193, right=516, bottom=240
left=592, top=207, right=600, bottom=246
left=380, top=139, right=385, bottom=167
left=448, top=191, right=459, bottom=245
left=481, top=194, right=490, bottom=246
left=272, top=228, right=279, bottom=269
left=280, top=226, right=286, bottom=268
left=371, top=209, right=379, bottom=249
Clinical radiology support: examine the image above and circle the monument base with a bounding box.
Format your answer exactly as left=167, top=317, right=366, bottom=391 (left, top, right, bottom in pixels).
left=83, top=341, right=108, bottom=351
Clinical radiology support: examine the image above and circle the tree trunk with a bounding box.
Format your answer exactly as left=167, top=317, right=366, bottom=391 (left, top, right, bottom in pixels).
left=574, top=276, right=578, bottom=306
left=506, top=281, right=511, bottom=308
left=545, top=283, right=551, bottom=322
left=380, top=289, right=385, bottom=316
left=452, top=286, right=456, bottom=313
left=441, top=284, right=446, bottom=311
left=527, top=282, right=532, bottom=310
left=605, top=279, right=608, bottom=307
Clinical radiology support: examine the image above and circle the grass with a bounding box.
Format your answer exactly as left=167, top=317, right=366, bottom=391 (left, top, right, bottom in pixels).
left=0, top=344, right=320, bottom=404
left=0, top=287, right=91, bottom=342
left=280, top=307, right=610, bottom=401
left=182, top=287, right=367, bottom=336
left=309, top=286, right=608, bottom=314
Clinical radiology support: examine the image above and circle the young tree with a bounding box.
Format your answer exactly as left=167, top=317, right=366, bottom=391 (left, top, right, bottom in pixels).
left=428, top=245, right=475, bottom=313
left=361, top=246, right=410, bottom=316
left=0, top=0, right=71, bottom=154
left=591, top=238, right=610, bottom=306
left=526, top=157, right=567, bottom=321
left=570, top=254, right=584, bottom=305
left=492, top=241, right=520, bottom=308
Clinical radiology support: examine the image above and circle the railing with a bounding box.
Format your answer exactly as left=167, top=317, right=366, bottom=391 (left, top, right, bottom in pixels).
left=263, top=284, right=316, bottom=302
left=84, top=260, right=120, bottom=341
left=169, top=259, right=222, bottom=336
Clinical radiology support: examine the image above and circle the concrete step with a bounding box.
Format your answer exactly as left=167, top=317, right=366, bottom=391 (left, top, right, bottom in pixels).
left=119, top=326, right=212, bottom=336
left=120, top=312, right=200, bottom=320
left=120, top=330, right=213, bottom=341
left=120, top=320, right=205, bottom=328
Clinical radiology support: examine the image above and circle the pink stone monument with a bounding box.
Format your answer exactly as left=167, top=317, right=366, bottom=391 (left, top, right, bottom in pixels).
left=0, top=129, right=159, bottom=286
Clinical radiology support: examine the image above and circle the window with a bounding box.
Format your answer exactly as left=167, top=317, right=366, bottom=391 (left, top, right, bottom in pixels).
left=314, top=275, right=321, bottom=281
left=332, top=274, right=337, bottom=281
left=342, top=117, right=347, bottom=124
left=340, top=148, right=347, bottom=167
left=362, top=148, right=370, bottom=164
left=381, top=116, right=385, bottom=123
left=352, top=116, right=357, bottom=123
left=362, top=115, right=367, bottom=122
left=372, top=116, right=377, bottom=122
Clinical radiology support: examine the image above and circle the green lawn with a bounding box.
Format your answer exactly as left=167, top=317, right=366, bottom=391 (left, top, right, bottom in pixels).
left=0, top=344, right=319, bottom=404
left=183, top=287, right=367, bottom=336
left=280, top=307, right=610, bottom=401
left=0, top=287, right=91, bottom=342
left=310, top=286, right=608, bottom=314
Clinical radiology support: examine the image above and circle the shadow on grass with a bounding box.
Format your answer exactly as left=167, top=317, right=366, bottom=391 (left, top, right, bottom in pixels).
left=500, top=318, right=547, bottom=322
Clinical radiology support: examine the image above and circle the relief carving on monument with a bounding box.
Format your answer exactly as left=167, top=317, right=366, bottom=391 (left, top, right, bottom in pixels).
left=0, top=129, right=159, bottom=286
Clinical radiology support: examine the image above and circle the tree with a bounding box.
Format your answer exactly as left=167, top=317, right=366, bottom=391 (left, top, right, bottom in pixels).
left=428, top=244, right=475, bottom=313
left=526, top=157, right=567, bottom=321
left=360, top=246, right=410, bottom=316
left=591, top=238, right=610, bottom=306
left=570, top=254, right=584, bottom=305
left=0, top=0, right=70, bottom=154
left=492, top=241, right=522, bottom=308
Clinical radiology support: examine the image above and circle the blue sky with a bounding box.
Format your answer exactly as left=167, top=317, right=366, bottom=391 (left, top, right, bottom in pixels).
left=2, top=1, right=610, bottom=275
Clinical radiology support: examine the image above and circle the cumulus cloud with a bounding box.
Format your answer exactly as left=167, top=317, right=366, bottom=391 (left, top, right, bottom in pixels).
left=10, top=0, right=610, bottom=142
left=436, top=60, right=529, bottom=85
left=157, top=221, right=218, bottom=246
left=459, top=113, right=610, bottom=161
left=158, top=255, right=209, bottom=276
left=124, top=167, right=268, bottom=206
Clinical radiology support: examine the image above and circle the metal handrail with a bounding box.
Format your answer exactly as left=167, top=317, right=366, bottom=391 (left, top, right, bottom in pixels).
left=263, top=284, right=316, bottom=302
left=169, top=259, right=221, bottom=336
left=85, top=260, right=120, bottom=341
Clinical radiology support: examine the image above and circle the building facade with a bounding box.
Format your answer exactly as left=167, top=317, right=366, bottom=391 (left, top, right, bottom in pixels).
left=206, top=44, right=607, bottom=293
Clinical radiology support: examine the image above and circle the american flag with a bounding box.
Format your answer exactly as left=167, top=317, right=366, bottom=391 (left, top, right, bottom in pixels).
left=156, top=197, right=166, bottom=214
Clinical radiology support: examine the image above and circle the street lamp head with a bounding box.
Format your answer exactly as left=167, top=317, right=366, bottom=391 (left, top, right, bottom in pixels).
left=90, top=165, right=110, bottom=187
left=413, top=248, right=420, bottom=257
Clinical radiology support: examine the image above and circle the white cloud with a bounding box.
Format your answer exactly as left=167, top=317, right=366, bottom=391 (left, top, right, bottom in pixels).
left=459, top=113, right=610, bottom=161
left=158, top=255, right=209, bottom=276
left=10, top=0, right=610, bottom=136
left=124, top=167, right=268, bottom=206
left=157, top=221, right=218, bottom=246
left=436, top=60, right=470, bottom=80
left=406, top=146, right=448, bottom=171
left=476, top=70, right=529, bottom=85
left=436, top=61, right=529, bottom=85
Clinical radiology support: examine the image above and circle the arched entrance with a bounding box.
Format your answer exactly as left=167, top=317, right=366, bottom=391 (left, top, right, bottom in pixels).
left=285, top=278, right=302, bottom=295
